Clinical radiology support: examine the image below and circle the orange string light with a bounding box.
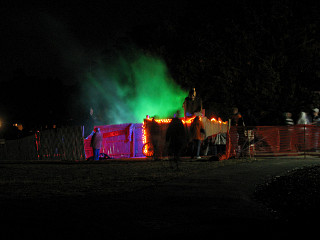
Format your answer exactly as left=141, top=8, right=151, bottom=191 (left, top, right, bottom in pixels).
left=142, top=115, right=227, bottom=156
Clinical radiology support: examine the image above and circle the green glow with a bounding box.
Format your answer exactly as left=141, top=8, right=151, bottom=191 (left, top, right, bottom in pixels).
left=83, top=50, right=187, bottom=124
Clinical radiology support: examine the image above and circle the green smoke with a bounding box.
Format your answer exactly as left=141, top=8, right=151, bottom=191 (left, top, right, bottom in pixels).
left=82, top=50, right=187, bottom=124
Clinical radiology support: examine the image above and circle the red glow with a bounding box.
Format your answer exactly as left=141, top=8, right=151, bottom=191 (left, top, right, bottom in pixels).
left=142, top=115, right=228, bottom=156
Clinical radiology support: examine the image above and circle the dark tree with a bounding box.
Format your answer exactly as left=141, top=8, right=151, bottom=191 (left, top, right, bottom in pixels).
left=129, top=0, right=320, bottom=125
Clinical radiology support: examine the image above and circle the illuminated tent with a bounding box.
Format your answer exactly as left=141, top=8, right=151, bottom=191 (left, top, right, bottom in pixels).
left=84, top=116, right=228, bottom=159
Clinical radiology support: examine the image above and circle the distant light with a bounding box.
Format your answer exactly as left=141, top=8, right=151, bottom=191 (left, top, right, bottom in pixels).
left=13, top=123, right=23, bottom=131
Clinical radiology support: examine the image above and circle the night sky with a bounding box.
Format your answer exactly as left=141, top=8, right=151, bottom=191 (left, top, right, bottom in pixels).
left=1, top=1, right=164, bottom=83
left=1, top=1, right=320, bottom=137
left=0, top=1, right=247, bottom=83
left=1, top=1, right=198, bottom=134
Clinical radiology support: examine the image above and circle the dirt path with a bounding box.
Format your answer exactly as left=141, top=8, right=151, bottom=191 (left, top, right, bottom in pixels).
left=1, top=157, right=320, bottom=239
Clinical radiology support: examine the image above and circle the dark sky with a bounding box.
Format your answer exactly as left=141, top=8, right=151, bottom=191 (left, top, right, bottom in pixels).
left=1, top=0, right=317, bottom=86
left=1, top=1, right=319, bottom=129
left=1, top=0, right=292, bottom=83
left=0, top=1, right=189, bottom=84
left=0, top=1, right=199, bottom=127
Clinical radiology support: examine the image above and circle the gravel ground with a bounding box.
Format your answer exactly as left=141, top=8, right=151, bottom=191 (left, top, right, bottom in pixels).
left=1, top=157, right=320, bottom=239
left=254, top=165, right=320, bottom=221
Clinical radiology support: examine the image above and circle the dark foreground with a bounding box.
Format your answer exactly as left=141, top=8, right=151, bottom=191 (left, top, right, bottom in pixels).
left=1, top=156, right=320, bottom=239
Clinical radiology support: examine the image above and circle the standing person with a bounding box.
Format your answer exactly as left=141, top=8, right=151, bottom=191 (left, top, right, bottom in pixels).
left=297, top=111, right=311, bottom=151
left=311, top=108, right=320, bottom=126
left=281, top=112, right=294, bottom=152
left=230, top=107, right=245, bottom=157
left=284, top=112, right=294, bottom=126
left=190, top=116, right=204, bottom=159
left=166, top=111, right=187, bottom=167
left=84, top=107, right=96, bottom=139
left=183, top=88, right=202, bottom=119
left=297, top=112, right=310, bottom=125
left=91, top=127, right=103, bottom=161
left=230, top=107, right=244, bottom=127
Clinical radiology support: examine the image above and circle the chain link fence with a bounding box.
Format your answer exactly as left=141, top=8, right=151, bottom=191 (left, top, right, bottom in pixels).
left=0, top=126, right=85, bottom=161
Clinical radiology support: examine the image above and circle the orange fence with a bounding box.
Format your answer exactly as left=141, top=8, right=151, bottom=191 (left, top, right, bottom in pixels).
left=225, top=125, right=320, bottom=159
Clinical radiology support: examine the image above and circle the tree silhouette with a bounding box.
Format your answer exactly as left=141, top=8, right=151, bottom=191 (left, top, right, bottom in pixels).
left=129, top=0, right=320, bottom=124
